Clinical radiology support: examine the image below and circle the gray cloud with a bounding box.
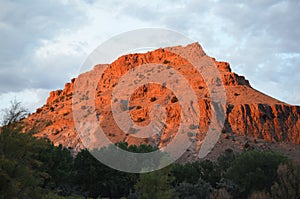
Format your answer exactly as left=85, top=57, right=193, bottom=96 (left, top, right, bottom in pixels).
left=206, top=0, right=300, bottom=104
left=0, top=0, right=85, bottom=93
left=0, top=0, right=299, bottom=111
left=115, top=0, right=300, bottom=105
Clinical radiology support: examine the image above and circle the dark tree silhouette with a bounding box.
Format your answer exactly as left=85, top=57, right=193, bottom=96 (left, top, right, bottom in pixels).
left=1, top=99, right=28, bottom=126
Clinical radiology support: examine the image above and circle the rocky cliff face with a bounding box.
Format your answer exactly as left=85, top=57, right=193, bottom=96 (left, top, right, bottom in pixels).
left=23, top=43, right=300, bottom=155
left=225, top=103, right=300, bottom=143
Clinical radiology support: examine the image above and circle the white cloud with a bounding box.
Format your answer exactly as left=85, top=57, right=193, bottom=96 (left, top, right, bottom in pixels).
left=0, top=0, right=299, bottom=111
left=0, top=89, right=50, bottom=114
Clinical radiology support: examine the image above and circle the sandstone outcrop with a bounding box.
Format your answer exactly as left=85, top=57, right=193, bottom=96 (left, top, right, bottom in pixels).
left=22, top=43, right=300, bottom=156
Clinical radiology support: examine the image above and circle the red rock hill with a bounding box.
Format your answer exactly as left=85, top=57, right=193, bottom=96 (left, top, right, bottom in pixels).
left=23, top=43, right=300, bottom=156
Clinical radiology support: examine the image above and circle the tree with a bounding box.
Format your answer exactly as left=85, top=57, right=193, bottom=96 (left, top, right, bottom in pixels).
left=73, top=148, right=139, bottom=198
left=135, top=166, right=174, bottom=199
left=197, top=160, right=221, bottom=188
left=225, top=150, right=287, bottom=198
left=248, top=191, right=271, bottom=199
left=172, top=160, right=221, bottom=188
left=0, top=127, right=49, bottom=198
left=271, top=161, right=300, bottom=199
left=217, top=148, right=236, bottom=172
left=36, top=143, right=74, bottom=194
left=210, top=188, right=231, bottom=199
left=174, top=178, right=212, bottom=199
left=172, top=162, right=200, bottom=185
left=1, top=99, right=28, bottom=126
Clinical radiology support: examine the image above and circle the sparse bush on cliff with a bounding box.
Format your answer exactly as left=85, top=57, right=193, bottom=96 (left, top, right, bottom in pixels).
left=150, top=97, right=157, bottom=102
left=36, top=107, right=43, bottom=113
left=171, top=96, right=178, bottom=103
left=163, top=60, right=170, bottom=64
left=137, top=117, right=145, bottom=122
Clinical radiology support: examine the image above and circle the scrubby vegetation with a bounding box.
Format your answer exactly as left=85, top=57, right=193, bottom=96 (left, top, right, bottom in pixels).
left=1, top=125, right=299, bottom=199
left=0, top=102, right=299, bottom=199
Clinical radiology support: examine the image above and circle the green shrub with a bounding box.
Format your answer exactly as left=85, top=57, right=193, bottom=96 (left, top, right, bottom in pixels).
left=225, top=150, right=287, bottom=197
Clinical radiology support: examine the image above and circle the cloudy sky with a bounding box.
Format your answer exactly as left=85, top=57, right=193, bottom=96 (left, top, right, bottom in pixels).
left=0, top=0, right=299, bottom=114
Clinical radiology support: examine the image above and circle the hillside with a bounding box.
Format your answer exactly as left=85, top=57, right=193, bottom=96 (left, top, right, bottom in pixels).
left=22, top=42, right=300, bottom=159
